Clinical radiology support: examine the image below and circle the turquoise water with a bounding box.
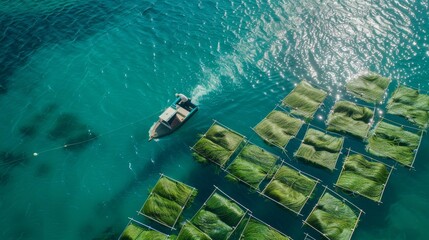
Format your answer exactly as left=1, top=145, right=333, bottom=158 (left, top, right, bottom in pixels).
left=1, top=0, right=428, bottom=239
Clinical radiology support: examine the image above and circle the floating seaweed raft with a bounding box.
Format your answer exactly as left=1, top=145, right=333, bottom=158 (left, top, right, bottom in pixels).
left=261, top=161, right=319, bottom=214
left=253, top=109, right=304, bottom=150
left=118, top=218, right=170, bottom=240
left=386, top=85, right=429, bottom=128
left=239, top=215, right=291, bottom=240
left=304, top=188, right=363, bottom=240
left=335, top=149, right=394, bottom=203
left=366, top=119, right=423, bottom=167
left=190, top=187, right=249, bottom=240
left=295, top=127, right=344, bottom=170
left=225, top=142, right=279, bottom=190
left=192, top=121, right=245, bottom=168
left=345, top=72, right=391, bottom=104
left=139, top=174, right=197, bottom=229
left=281, top=80, right=328, bottom=120
left=176, top=221, right=212, bottom=240
left=326, top=101, right=374, bottom=139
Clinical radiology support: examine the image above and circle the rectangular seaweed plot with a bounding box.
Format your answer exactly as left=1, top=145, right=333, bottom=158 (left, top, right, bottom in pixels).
left=304, top=190, right=362, bottom=240
left=261, top=163, right=319, bottom=214
left=119, top=219, right=169, bottom=240
left=326, top=101, right=374, bottom=139
left=253, top=110, right=304, bottom=149
left=177, top=221, right=213, bottom=240
left=239, top=216, right=291, bottom=240
left=367, top=120, right=422, bottom=167
left=295, top=128, right=344, bottom=170
left=191, top=188, right=248, bottom=240
left=139, top=175, right=197, bottom=229
left=192, top=122, right=245, bottom=168
left=346, top=72, right=391, bottom=104
left=226, top=143, right=279, bottom=190
left=335, top=150, right=393, bottom=203
left=281, top=80, right=328, bottom=119
left=387, top=85, right=429, bottom=128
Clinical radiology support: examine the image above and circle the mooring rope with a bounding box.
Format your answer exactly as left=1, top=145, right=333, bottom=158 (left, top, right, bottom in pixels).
left=0, top=109, right=163, bottom=167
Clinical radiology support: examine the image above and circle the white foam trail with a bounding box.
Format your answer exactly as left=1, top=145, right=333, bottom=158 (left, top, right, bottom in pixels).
left=191, top=69, right=221, bottom=104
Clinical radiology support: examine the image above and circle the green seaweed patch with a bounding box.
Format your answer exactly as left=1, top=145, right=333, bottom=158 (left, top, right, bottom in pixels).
left=263, top=165, right=317, bottom=213
left=336, top=154, right=390, bottom=202
left=346, top=72, right=391, bottom=103
left=226, top=144, right=278, bottom=189
left=177, top=222, right=212, bottom=240
left=254, top=110, right=303, bottom=148
left=191, top=192, right=246, bottom=240
left=281, top=80, right=327, bottom=119
left=141, top=176, right=196, bottom=228
left=306, top=192, right=359, bottom=240
left=120, top=221, right=168, bottom=240
left=327, top=101, right=373, bottom=139
left=241, top=218, right=291, bottom=240
left=387, top=85, right=429, bottom=128
left=367, top=121, right=421, bottom=167
left=295, top=128, right=343, bottom=170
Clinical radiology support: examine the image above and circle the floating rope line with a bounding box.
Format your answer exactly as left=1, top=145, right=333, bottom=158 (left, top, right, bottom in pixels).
left=31, top=109, right=163, bottom=157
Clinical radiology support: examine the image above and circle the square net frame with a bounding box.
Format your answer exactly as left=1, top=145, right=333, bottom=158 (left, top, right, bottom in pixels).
left=190, top=186, right=251, bottom=240
left=238, top=214, right=292, bottom=240
left=191, top=120, right=246, bottom=169
left=303, top=187, right=364, bottom=240
left=294, top=124, right=345, bottom=171
left=326, top=100, right=376, bottom=139
left=138, top=174, right=197, bottom=230
left=260, top=160, right=320, bottom=215
left=386, top=84, right=429, bottom=129
left=252, top=105, right=305, bottom=151
left=334, top=148, right=395, bottom=204
left=366, top=117, right=425, bottom=168
left=280, top=80, right=328, bottom=120
left=176, top=221, right=213, bottom=240
left=345, top=71, right=392, bottom=104
left=224, top=140, right=281, bottom=191
left=118, top=217, right=170, bottom=240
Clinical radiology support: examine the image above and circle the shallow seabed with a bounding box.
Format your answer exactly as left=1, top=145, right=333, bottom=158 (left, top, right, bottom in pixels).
left=0, top=0, right=428, bottom=239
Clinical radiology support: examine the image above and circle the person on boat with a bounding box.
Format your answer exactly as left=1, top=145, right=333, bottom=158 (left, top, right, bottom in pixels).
left=175, top=93, right=189, bottom=104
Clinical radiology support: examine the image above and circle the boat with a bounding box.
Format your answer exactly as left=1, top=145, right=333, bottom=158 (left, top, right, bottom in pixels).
left=148, top=95, right=198, bottom=141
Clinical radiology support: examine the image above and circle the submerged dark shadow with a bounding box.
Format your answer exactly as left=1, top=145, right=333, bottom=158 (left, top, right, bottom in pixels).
left=19, top=103, right=58, bottom=137
left=0, top=0, right=145, bottom=94
left=48, top=113, right=97, bottom=151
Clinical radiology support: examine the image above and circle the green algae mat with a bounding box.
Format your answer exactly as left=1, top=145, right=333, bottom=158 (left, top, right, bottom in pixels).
left=295, top=128, right=344, bottom=170
left=335, top=150, right=393, bottom=203
left=190, top=188, right=248, bottom=240
left=193, top=122, right=245, bottom=168
left=326, top=100, right=374, bottom=139
left=281, top=80, right=327, bottom=120
left=346, top=72, right=391, bottom=104
left=366, top=120, right=422, bottom=167
left=304, top=190, right=362, bottom=240
left=176, top=222, right=213, bottom=240
left=261, top=163, right=319, bottom=214
left=139, top=175, right=197, bottom=229
left=119, top=219, right=170, bottom=240
left=226, top=142, right=279, bottom=190
left=239, top=216, right=291, bottom=240
left=253, top=110, right=304, bottom=149
left=387, top=85, right=429, bottom=128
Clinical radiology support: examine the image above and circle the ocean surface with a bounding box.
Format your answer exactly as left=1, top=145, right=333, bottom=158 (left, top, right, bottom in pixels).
left=1, top=0, right=428, bottom=239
